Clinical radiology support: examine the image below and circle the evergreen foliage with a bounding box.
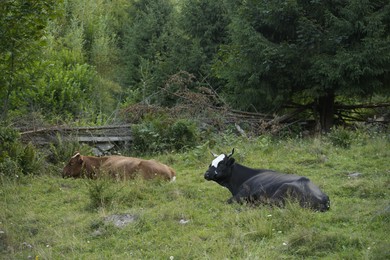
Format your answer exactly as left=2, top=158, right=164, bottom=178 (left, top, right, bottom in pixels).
left=0, top=0, right=388, bottom=129
left=131, top=116, right=198, bottom=154
left=214, top=0, right=390, bottom=131
left=177, top=0, right=229, bottom=87
left=0, top=127, right=42, bottom=177
left=0, top=0, right=57, bottom=120
left=121, top=0, right=177, bottom=104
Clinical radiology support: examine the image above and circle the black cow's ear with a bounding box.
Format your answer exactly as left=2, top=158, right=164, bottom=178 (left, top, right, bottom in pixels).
left=227, top=148, right=235, bottom=157
left=227, top=157, right=235, bottom=166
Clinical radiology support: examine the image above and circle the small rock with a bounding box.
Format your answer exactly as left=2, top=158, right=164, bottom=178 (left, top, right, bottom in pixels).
left=104, top=214, right=138, bottom=228
left=179, top=219, right=189, bottom=225
left=91, top=230, right=103, bottom=237
left=22, top=242, right=33, bottom=249
left=348, top=172, right=362, bottom=178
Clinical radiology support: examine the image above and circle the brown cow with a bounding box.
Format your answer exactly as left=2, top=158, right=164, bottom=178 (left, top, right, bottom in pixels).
left=63, top=153, right=176, bottom=181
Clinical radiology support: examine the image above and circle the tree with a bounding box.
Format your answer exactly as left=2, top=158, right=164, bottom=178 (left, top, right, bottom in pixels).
left=215, top=0, right=390, bottom=132
left=121, top=0, right=229, bottom=106
left=121, top=0, right=177, bottom=104
left=177, top=0, right=229, bottom=85
left=0, top=0, right=57, bottom=120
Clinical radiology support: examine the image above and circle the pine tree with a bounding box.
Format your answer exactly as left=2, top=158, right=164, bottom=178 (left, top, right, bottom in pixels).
left=121, top=0, right=176, bottom=104
left=215, top=0, right=390, bottom=131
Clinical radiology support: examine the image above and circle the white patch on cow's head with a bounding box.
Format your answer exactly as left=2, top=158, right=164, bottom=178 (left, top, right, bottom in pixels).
left=211, top=154, right=226, bottom=168
left=71, top=152, right=80, bottom=158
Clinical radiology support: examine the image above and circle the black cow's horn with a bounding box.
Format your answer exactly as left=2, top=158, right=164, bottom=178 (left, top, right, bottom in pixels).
left=227, top=148, right=235, bottom=157
left=211, top=151, right=218, bottom=157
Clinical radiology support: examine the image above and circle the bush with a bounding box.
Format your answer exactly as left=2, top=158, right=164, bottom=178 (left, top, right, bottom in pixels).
left=131, top=116, right=199, bottom=154
left=169, top=119, right=198, bottom=150
left=327, top=126, right=354, bottom=148
left=48, top=133, right=91, bottom=165
left=0, top=127, right=43, bottom=177
left=86, top=179, right=115, bottom=211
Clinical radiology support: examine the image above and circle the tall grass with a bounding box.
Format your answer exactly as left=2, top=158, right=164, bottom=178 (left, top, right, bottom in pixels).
left=0, top=130, right=389, bottom=259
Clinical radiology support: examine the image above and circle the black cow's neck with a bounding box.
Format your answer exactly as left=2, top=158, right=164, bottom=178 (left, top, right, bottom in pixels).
left=222, top=163, right=260, bottom=195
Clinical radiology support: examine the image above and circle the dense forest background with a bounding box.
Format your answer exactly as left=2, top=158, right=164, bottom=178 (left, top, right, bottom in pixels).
left=1, top=0, right=390, bottom=132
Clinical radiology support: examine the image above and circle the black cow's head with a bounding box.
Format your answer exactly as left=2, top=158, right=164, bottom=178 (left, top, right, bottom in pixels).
left=204, top=148, right=235, bottom=181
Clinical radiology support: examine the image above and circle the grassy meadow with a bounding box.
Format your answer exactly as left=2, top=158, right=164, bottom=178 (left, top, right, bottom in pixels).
left=1, top=131, right=389, bottom=259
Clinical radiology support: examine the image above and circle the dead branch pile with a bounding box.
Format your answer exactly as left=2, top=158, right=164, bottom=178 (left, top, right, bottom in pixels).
left=120, top=71, right=297, bottom=135
left=121, top=70, right=389, bottom=135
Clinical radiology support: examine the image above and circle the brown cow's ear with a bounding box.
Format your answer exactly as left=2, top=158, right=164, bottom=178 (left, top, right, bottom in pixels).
left=73, top=153, right=83, bottom=162
left=72, top=152, right=81, bottom=158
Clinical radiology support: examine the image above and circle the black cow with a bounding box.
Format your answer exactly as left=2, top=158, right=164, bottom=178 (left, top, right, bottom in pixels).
left=204, top=149, right=330, bottom=212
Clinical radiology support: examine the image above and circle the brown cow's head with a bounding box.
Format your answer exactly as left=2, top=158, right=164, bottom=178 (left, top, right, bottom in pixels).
left=63, top=152, right=84, bottom=178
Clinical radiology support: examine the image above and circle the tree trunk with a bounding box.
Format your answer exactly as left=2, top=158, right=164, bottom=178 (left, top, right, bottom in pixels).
left=317, top=91, right=335, bottom=133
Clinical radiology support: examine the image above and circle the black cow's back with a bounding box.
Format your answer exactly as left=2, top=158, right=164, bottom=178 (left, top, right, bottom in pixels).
left=242, top=171, right=306, bottom=195
left=231, top=168, right=330, bottom=211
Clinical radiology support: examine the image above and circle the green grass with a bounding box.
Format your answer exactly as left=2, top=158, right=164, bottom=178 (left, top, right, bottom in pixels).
left=1, top=133, right=389, bottom=259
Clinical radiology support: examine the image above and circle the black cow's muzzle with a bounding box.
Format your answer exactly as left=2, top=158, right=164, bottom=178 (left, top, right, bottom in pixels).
left=204, top=168, right=216, bottom=180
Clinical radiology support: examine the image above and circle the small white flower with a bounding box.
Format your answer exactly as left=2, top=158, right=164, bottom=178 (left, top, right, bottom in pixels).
left=283, top=242, right=288, bottom=246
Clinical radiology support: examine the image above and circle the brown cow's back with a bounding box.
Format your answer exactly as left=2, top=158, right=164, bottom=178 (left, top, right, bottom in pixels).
left=101, top=156, right=142, bottom=179
left=63, top=153, right=176, bottom=181
left=138, top=159, right=176, bottom=181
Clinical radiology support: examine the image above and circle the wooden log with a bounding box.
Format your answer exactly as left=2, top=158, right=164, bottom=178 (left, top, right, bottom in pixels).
left=77, top=136, right=132, bottom=143
left=19, top=125, right=133, bottom=146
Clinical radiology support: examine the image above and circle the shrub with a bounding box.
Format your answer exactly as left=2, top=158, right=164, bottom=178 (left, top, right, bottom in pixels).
left=86, top=178, right=121, bottom=211
left=131, top=116, right=199, bottom=154
left=0, top=127, right=21, bottom=158
left=0, top=127, right=43, bottom=177
left=327, top=126, right=353, bottom=148
left=48, top=133, right=91, bottom=165
left=169, top=119, right=198, bottom=150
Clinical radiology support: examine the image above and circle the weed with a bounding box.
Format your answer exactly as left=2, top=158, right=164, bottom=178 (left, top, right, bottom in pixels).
left=86, top=179, right=117, bottom=211
left=48, top=133, right=91, bottom=165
